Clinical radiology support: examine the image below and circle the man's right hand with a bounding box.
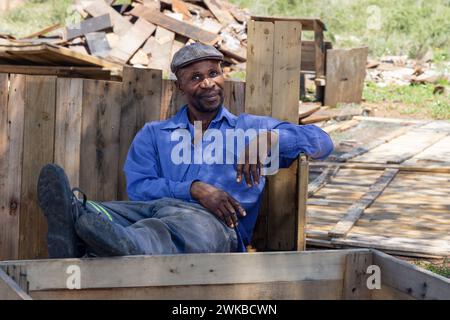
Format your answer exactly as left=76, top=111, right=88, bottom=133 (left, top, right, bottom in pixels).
left=190, top=181, right=246, bottom=228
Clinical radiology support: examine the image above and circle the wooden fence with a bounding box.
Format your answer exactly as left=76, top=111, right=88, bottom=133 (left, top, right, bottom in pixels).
left=0, top=67, right=245, bottom=260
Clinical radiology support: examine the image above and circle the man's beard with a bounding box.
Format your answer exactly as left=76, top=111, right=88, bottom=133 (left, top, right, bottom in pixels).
left=191, top=90, right=224, bottom=113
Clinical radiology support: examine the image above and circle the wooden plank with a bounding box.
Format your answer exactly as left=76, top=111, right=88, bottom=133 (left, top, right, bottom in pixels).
left=66, top=14, right=112, bottom=40
left=85, top=32, right=111, bottom=58
left=314, top=20, right=325, bottom=102
left=172, top=0, right=192, bottom=20
left=251, top=16, right=326, bottom=31
left=0, top=43, right=122, bottom=70
left=83, top=0, right=133, bottom=36
left=298, top=103, right=320, bottom=120
left=308, top=165, right=339, bottom=196
left=324, top=47, right=368, bottom=107
left=373, top=250, right=450, bottom=299
left=19, top=76, right=57, bottom=259
left=0, top=268, right=32, bottom=300
left=244, top=20, right=274, bottom=116
left=118, top=68, right=163, bottom=200
left=328, top=169, right=399, bottom=238
left=130, top=5, right=220, bottom=45
left=403, top=135, right=450, bottom=167
left=109, top=19, right=156, bottom=64
left=312, top=162, right=450, bottom=174
left=31, top=280, right=343, bottom=300
left=338, top=124, right=414, bottom=162
left=143, top=26, right=175, bottom=76
left=223, top=80, right=245, bottom=115
left=80, top=80, right=122, bottom=201
left=352, top=116, right=425, bottom=125
left=351, top=124, right=449, bottom=164
left=342, top=251, right=373, bottom=300
left=203, top=0, right=236, bottom=25
left=0, top=250, right=364, bottom=291
left=54, top=78, right=83, bottom=187
left=20, top=23, right=61, bottom=40
left=296, top=155, right=309, bottom=251
left=0, top=74, right=25, bottom=261
left=334, top=235, right=450, bottom=257
left=0, top=65, right=115, bottom=80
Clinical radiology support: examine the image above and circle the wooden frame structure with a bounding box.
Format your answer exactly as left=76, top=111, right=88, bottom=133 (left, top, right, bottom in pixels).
left=1, top=249, right=449, bottom=300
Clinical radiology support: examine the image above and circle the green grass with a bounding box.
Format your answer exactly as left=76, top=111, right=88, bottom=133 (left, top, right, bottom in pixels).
left=363, top=81, right=450, bottom=119
left=415, top=258, right=450, bottom=278
left=0, top=0, right=75, bottom=38
left=230, top=0, right=450, bottom=59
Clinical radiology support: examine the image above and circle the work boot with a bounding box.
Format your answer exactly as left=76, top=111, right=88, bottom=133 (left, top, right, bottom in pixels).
left=37, top=164, right=86, bottom=258
left=75, top=210, right=142, bottom=257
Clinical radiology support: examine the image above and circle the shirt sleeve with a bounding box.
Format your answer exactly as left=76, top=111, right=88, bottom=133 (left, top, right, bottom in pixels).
left=275, top=122, right=334, bottom=161
left=238, top=114, right=333, bottom=168
left=124, top=124, right=196, bottom=201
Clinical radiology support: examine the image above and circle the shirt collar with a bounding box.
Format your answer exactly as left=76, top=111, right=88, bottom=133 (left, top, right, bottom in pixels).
left=161, top=105, right=237, bottom=130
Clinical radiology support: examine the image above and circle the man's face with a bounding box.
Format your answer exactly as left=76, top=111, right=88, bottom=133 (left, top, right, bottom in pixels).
left=176, top=59, right=225, bottom=113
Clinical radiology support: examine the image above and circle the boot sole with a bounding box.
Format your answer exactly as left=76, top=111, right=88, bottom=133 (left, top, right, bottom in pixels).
left=37, top=164, right=79, bottom=258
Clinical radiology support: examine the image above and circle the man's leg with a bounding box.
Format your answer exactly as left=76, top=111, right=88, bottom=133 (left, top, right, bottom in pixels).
left=75, top=198, right=238, bottom=256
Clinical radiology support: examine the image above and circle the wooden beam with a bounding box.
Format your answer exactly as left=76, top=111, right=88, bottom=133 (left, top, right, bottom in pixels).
left=83, top=0, right=133, bottom=36
left=0, top=65, right=115, bottom=80
left=296, top=155, right=309, bottom=251
left=328, top=168, right=399, bottom=238
left=0, top=268, right=32, bottom=300
left=0, top=250, right=364, bottom=291
left=311, top=162, right=450, bottom=174
left=85, top=32, right=111, bottom=58
left=342, top=251, right=373, bottom=300
left=308, top=165, right=339, bottom=196
left=373, top=250, right=450, bottom=300
left=66, top=14, right=112, bottom=41
left=129, top=5, right=221, bottom=45
left=0, top=74, right=24, bottom=261
left=251, top=16, right=326, bottom=31
left=19, top=75, right=57, bottom=259
left=109, top=18, right=156, bottom=63
left=203, top=0, right=236, bottom=25
left=20, top=23, right=61, bottom=40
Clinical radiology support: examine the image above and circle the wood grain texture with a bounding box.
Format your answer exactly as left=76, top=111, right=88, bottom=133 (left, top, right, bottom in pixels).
left=66, top=14, right=112, bottom=41
left=0, top=74, right=25, bottom=261
left=83, top=0, right=133, bottom=36
left=19, top=75, right=57, bottom=259
left=118, top=68, right=163, bottom=200
left=324, top=47, right=368, bottom=107
left=80, top=79, right=122, bottom=201
left=54, top=78, right=83, bottom=192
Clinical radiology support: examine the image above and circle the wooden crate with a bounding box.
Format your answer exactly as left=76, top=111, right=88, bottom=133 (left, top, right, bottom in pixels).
left=1, top=249, right=449, bottom=300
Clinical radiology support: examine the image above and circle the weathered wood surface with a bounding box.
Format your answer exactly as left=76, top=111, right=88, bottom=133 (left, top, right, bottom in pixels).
left=351, top=121, right=450, bottom=164
left=0, top=250, right=358, bottom=291
left=0, top=268, right=32, bottom=300
left=324, top=47, right=368, bottom=107
left=307, top=164, right=450, bottom=257
left=245, top=19, right=302, bottom=251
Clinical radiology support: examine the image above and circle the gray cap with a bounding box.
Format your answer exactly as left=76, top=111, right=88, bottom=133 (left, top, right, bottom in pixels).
left=171, top=42, right=224, bottom=74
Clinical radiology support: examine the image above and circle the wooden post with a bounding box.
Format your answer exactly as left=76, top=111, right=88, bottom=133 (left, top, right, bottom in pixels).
left=313, top=20, right=325, bottom=103
left=296, top=155, right=309, bottom=251
left=245, top=19, right=302, bottom=251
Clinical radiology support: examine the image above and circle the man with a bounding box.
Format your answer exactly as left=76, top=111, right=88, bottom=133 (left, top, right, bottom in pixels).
left=37, top=43, right=333, bottom=258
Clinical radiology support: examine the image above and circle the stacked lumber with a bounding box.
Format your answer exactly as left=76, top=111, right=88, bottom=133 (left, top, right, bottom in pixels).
left=0, top=0, right=250, bottom=78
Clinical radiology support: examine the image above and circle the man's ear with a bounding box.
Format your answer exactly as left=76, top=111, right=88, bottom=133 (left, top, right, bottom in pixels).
left=175, top=79, right=185, bottom=95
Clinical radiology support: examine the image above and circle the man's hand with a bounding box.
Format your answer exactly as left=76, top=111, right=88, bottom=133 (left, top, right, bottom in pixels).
left=236, top=131, right=278, bottom=187
left=190, top=181, right=246, bottom=228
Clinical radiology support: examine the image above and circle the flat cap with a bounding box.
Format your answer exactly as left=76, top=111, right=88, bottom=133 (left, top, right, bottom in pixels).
left=171, top=42, right=224, bottom=74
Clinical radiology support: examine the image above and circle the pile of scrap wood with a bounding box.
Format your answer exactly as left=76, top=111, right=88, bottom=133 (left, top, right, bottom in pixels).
left=365, top=51, right=450, bottom=87
left=0, top=0, right=250, bottom=78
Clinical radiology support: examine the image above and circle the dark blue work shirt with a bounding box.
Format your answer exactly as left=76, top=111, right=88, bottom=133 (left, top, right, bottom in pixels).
left=124, top=105, right=333, bottom=251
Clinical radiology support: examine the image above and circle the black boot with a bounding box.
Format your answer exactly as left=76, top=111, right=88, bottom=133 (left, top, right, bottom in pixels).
left=37, top=164, right=86, bottom=258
